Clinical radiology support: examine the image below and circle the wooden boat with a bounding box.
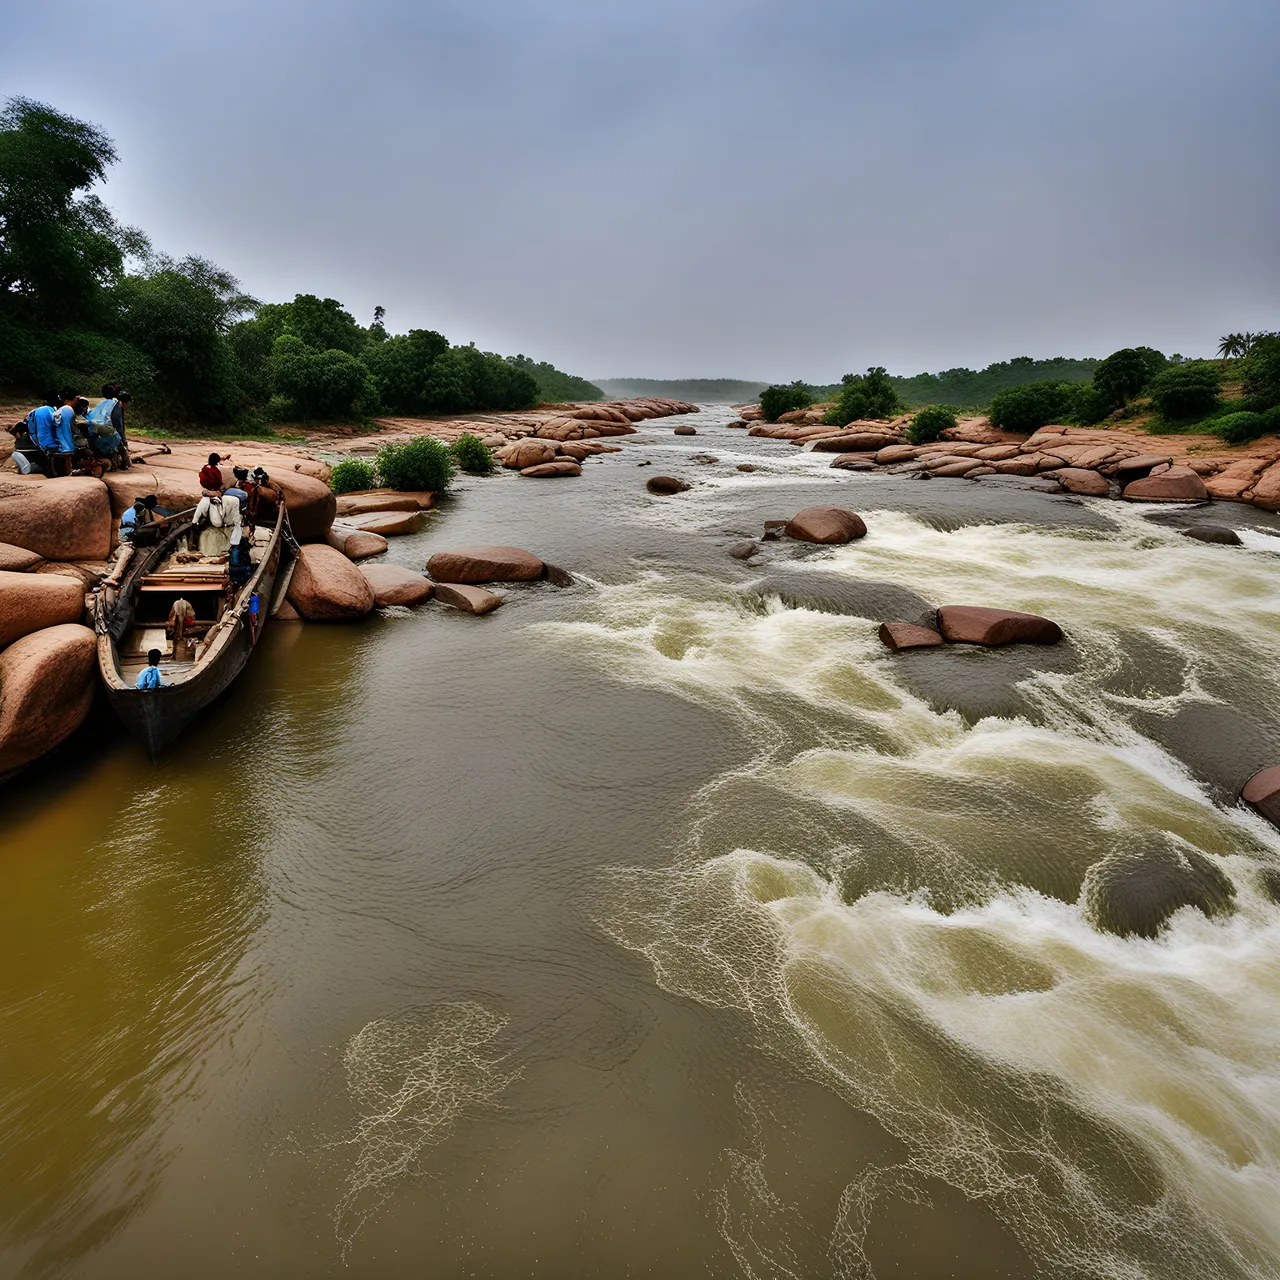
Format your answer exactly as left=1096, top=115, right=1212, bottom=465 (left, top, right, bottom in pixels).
left=95, top=501, right=292, bottom=757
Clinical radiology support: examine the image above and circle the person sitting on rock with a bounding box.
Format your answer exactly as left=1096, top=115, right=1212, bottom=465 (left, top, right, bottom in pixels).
left=50, top=391, right=81, bottom=476
left=136, top=649, right=165, bottom=690
left=198, top=452, right=228, bottom=494
left=225, top=465, right=251, bottom=505
left=30, top=396, right=68, bottom=474
left=7, top=420, right=47, bottom=476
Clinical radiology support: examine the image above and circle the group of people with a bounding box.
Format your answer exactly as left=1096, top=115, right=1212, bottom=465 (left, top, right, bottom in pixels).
left=9, top=384, right=132, bottom=478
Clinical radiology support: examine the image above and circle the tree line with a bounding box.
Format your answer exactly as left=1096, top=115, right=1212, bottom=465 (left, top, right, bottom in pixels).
left=0, top=98, right=601, bottom=426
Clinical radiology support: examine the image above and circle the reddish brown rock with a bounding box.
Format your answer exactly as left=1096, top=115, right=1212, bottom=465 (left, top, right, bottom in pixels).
left=286, top=544, right=376, bottom=621
left=784, top=506, right=867, bottom=544
left=433, top=582, right=504, bottom=615
left=1248, top=462, right=1280, bottom=512
left=361, top=564, right=435, bottom=607
left=808, top=432, right=902, bottom=453
left=427, top=546, right=544, bottom=583
left=829, top=453, right=877, bottom=470
left=876, top=444, right=919, bottom=464
left=937, top=606, right=1062, bottom=646
left=1055, top=467, right=1112, bottom=497
left=274, top=597, right=301, bottom=621
left=1114, top=454, right=1173, bottom=474
left=325, top=524, right=390, bottom=561
left=0, top=571, right=86, bottom=649
left=727, top=541, right=759, bottom=560
left=0, top=623, right=97, bottom=774
left=878, top=621, right=944, bottom=651
left=502, top=439, right=559, bottom=470
left=520, top=460, right=582, bottom=478
left=673, top=424, right=697, bottom=435
left=991, top=459, right=1039, bottom=476
left=335, top=490, right=433, bottom=517
left=736, top=463, right=757, bottom=472
left=1242, top=767, right=1280, bottom=828
left=1206, top=458, right=1270, bottom=502
left=976, top=445, right=1023, bottom=461
left=557, top=442, right=593, bottom=461
left=1122, top=467, right=1209, bottom=503
left=647, top=476, right=690, bottom=495
left=343, top=510, right=430, bottom=536
left=932, top=460, right=981, bottom=477
left=944, top=418, right=1005, bottom=444
left=0, top=542, right=41, bottom=573
left=0, top=476, right=111, bottom=561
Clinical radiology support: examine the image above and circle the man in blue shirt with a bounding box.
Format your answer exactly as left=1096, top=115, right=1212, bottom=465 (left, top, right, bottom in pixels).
left=28, top=399, right=61, bottom=456
left=136, top=649, right=165, bottom=690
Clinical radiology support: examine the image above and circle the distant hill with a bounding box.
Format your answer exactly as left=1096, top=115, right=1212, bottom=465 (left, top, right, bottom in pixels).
left=595, top=378, right=769, bottom=404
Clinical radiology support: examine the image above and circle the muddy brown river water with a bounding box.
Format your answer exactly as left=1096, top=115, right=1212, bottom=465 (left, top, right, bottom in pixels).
left=2, top=407, right=1280, bottom=1278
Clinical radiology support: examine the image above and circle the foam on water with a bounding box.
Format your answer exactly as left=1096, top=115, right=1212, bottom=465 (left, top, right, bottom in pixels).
left=534, top=506, right=1280, bottom=1277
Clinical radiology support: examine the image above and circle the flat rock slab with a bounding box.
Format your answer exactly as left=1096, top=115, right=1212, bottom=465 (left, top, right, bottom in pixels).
left=937, top=605, right=1063, bottom=646
left=829, top=453, right=877, bottom=471
left=1114, top=454, right=1172, bottom=473
left=784, top=506, right=867, bottom=544
left=0, top=542, right=43, bottom=573
left=344, top=510, right=430, bottom=536
left=520, top=461, right=582, bottom=478
left=1055, top=467, right=1111, bottom=497
left=326, top=524, right=390, bottom=561
left=809, top=432, right=901, bottom=453
left=878, top=621, right=945, bottom=651
left=0, top=571, right=86, bottom=648
left=647, top=476, right=690, bottom=495
left=361, top=563, right=435, bottom=607
left=433, top=582, right=504, bottom=615
left=336, top=491, right=433, bottom=517
left=426, top=546, right=545, bottom=583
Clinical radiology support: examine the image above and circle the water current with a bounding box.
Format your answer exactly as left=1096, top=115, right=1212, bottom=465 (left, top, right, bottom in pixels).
left=1, top=407, right=1278, bottom=1278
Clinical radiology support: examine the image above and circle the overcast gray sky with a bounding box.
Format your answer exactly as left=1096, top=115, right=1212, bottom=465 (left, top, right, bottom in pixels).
left=6, top=0, right=1279, bottom=381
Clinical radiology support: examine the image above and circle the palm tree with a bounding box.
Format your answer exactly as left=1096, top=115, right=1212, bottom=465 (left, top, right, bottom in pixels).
left=1217, top=333, right=1245, bottom=364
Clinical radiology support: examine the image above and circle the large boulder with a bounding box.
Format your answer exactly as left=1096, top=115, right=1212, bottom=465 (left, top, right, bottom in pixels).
left=361, top=564, right=435, bottom=607
left=1082, top=845, right=1235, bottom=939
left=102, top=468, right=203, bottom=521
left=1248, top=462, right=1280, bottom=512
left=286, top=544, right=375, bottom=621
left=343, top=510, right=429, bottom=537
left=520, top=460, right=582, bottom=478
left=1122, top=466, right=1208, bottom=503
left=784, top=506, right=867, bottom=544
left=0, top=623, right=97, bottom=774
left=876, top=444, right=919, bottom=465
left=0, top=476, right=111, bottom=561
left=325, top=524, right=390, bottom=561
left=808, top=432, right=901, bottom=453
left=0, top=571, right=86, bottom=648
left=433, top=583, right=504, bottom=615
left=937, top=606, right=1062, bottom=646
left=502, top=439, right=559, bottom=470
left=646, top=476, right=689, bottom=495
left=1055, top=467, right=1111, bottom=497
left=878, top=621, right=944, bottom=651
left=426, top=546, right=545, bottom=583
left=1183, top=526, right=1242, bottom=547
left=0, top=542, right=41, bottom=573
left=1242, top=766, right=1280, bottom=828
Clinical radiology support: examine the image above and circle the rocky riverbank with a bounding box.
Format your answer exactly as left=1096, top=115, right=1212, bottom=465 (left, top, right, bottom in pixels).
left=0, top=397, right=697, bottom=776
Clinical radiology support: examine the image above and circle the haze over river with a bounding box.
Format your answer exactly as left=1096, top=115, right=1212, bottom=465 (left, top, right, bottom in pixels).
left=3, top=408, right=1280, bottom=1279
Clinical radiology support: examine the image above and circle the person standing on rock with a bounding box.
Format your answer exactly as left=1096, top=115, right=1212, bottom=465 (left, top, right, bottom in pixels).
left=135, top=649, right=166, bottom=690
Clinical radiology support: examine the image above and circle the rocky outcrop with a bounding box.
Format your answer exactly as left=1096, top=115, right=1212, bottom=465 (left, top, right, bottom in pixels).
left=784, top=506, right=867, bottom=544
left=426, top=546, right=545, bottom=583
left=342, top=510, right=430, bottom=537
left=1248, top=462, right=1280, bottom=512
left=360, top=563, right=435, bottom=607
left=1122, top=466, right=1209, bottom=503
left=1055, top=467, right=1111, bottom=497
left=936, top=606, right=1062, bottom=646
left=647, top=476, right=690, bottom=495
left=0, top=476, right=111, bottom=561
left=432, top=583, right=504, bottom=614
left=286, top=544, right=376, bottom=621
left=500, top=439, right=559, bottom=470
left=1082, top=845, right=1235, bottom=939
left=325, top=524, right=390, bottom=561
left=0, top=571, right=87, bottom=648
left=0, top=623, right=97, bottom=774
left=520, top=460, right=582, bottom=478
left=0, top=542, right=41, bottom=573
left=808, top=432, right=901, bottom=453
left=878, top=621, right=945, bottom=651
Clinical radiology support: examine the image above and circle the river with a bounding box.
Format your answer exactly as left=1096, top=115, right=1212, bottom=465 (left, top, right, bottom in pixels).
left=2, top=406, right=1279, bottom=1278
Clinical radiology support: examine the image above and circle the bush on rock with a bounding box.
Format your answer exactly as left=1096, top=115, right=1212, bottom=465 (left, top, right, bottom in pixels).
left=451, top=433, right=495, bottom=475
left=375, top=437, right=454, bottom=493
left=330, top=459, right=376, bottom=494
left=822, top=367, right=903, bottom=427
left=906, top=405, right=957, bottom=445
left=759, top=382, right=812, bottom=423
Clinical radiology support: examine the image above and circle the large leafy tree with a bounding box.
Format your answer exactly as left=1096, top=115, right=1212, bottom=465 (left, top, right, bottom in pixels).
left=1091, top=346, right=1166, bottom=410
left=0, top=97, right=147, bottom=324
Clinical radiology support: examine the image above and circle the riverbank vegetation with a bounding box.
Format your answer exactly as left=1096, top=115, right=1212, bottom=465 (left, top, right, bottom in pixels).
left=0, top=97, right=598, bottom=429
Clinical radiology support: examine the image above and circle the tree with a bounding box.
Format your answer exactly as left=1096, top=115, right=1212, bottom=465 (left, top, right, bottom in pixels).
left=361, top=328, right=451, bottom=413
left=822, top=367, right=903, bottom=426
left=1240, top=333, right=1280, bottom=409
left=759, top=381, right=812, bottom=422
left=988, top=381, right=1080, bottom=432
left=505, top=354, right=603, bottom=402
left=1146, top=362, right=1221, bottom=421
left=1091, top=346, right=1165, bottom=410
left=1218, top=333, right=1246, bottom=364
left=266, top=334, right=373, bottom=420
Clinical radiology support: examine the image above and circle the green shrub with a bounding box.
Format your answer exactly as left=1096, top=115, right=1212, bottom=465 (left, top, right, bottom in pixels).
left=451, top=432, right=494, bottom=475
left=988, top=381, right=1078, bottom=433
left=759, top=381, right=813, bottom=422
left=822, top=367, right=903, bottom=426
left=906, top=404, right=957, bottom=444
left=375, top=435, right=454, bottom=492
left=1069, top=384, right=1110, bottom=424
left=1209, top=406, right=1280, bottom=445
left=329, top=458, right=376, bottom=494
left=1147, top=362, right=1221, bottom=421
left=1241, top=334, right=1280, bottom=409
left=1091, top=346, right=1166, bottom=410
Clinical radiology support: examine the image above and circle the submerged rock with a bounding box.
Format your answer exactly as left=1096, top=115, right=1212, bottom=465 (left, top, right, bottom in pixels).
left=784, top=506, right=867, bottom=544
left=433, top=582, right=504, bottom=615
left=1182, top=525, right=1243, bottom=546
left=1082, top=845, right=1235, bottom=939
left=727, top=541, right=759, bottom=560
left=751, top=572, right=932, bottom=622
left=427, top=546, right=544, bottom=583
left=647, top=476, right=690, bottom=495
left=360, top=563, right=434, bottom=607
left=937, top=606, right=1062, bottom=646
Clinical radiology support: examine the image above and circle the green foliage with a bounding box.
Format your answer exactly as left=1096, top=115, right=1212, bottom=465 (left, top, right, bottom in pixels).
left=906, top=404, right=957, bottom=445
left=360, top=328, right=450, bottom=413
left=852, top=356, right=1099, bottom=410
left=759, top=381, right=813, bottom=422
left=451, top=432, right=495, bottom=474
left=506, top=354, right=603, bottom=402
left=266, top=335, right=374, bottom=420
left=1092, top=346, right=1166, bottom=410
left=1206, top=411, right=1265, bottom=445
left=329, top=458, right=376, bottom=494
left=375, top=435, right=455, bottom=492
left=1241, top=333, right=1280, bottom=409
left=1147, top=361, right=1221, bottom=421
left=822, top=367, right=904, bottom=426
left=1069, top=384, right=1110, bottom=424
left=988, top=381, right=1080, bottom=433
